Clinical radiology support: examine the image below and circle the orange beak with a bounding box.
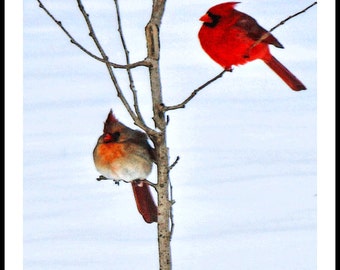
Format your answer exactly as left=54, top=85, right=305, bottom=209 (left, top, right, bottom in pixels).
left=199, top=13, right=212, bottom=23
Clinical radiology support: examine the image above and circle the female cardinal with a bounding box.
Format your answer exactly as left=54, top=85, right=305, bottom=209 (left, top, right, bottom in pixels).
left=93, top=110, right=158, bottom=223
left=198, top=2, right=306, bottom=91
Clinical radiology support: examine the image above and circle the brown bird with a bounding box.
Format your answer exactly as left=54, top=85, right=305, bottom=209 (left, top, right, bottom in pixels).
left=93, top=110, right=158, bottom=223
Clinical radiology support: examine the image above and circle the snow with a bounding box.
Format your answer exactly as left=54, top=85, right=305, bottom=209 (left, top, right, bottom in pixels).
left=5, top=0, right=335, bottom=269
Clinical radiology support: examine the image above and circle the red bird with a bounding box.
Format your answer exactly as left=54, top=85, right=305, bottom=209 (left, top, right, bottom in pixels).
left=198, top=2, right=306, bottom=91
left=93, top=110, right=158, bottom=223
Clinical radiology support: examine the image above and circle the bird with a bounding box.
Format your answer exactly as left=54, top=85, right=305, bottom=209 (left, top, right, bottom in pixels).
left=198, top=2, right=306, bottom=91
left=93, top=109, right=158, bottom=223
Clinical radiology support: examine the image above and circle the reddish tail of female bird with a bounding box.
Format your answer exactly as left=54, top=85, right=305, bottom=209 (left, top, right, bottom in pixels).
left=263, top=55, right=306, bottom=91
left=132, top=181, right=158, bottom=223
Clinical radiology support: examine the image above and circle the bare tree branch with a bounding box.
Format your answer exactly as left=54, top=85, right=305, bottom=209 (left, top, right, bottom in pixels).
left=113, top=0, right=145, bottom=123
left=168, top=156, right=180, bottom=171
left=75, top=0, right=158, bottom=135
left=163, top=70, right=229, bottom=111
left=247, top=2, right=317, bottom=55
left=75, top=0, right=133, bottom=118
left=37, top=0, right=151, bottom=69
left=145, top=1, right=167, bottom=130
left=169, top=177, right=175, bottom=241
left=143, top=2, right=174, bottom=269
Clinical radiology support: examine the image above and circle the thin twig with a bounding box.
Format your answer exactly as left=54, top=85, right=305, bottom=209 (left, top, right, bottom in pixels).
left=169, top=178, right=175, bottom=241
left=113, top=0, right=145, bottom=124
left=75, top=0, right=157, bottom=135
left=168, top=156, right=180, bottom=171
left=143, top=179, right=157, bottom=188
left=36, top=0, right=151, bottom=69
left=248, top=2, right=317, bottom=52
left=163, top=69, right=229, bottom=111
left=76, top=0, right=132, bottom=115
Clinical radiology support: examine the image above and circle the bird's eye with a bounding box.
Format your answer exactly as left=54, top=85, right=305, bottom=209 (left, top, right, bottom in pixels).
left=103, top=132, right=120, bottom=143
left=204, top=12, right=221, bottom=28
left=111, top=132, right=120, bottom=141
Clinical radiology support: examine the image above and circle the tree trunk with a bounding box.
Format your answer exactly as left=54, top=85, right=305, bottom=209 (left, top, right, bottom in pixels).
left=145, top=1, right=172, bottom=269
left=154, top=133, right=172, bottom=270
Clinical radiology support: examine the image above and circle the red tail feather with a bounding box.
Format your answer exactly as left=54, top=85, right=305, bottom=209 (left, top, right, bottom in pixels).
left=131, top=181, right=158, bottom=223
left=264, top=56, right=306, bottom=91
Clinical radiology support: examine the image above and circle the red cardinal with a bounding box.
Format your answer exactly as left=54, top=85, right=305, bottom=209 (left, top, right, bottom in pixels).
left=198, top=2, right=306, bottom=91
left=93, top=110, right=158, bottom=223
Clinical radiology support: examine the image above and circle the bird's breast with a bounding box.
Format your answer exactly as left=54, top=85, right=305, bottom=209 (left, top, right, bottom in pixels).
left=93, top=142, right=152, bottom=181
left=199, top=23, right=270, bottom=69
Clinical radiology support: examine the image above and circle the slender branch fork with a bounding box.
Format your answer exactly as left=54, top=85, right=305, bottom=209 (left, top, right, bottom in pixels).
left=113, top=0, right=145, bottom=123
left=74, top=0, right=150, bottom=130
left=36, top=0, right=151, bottom=69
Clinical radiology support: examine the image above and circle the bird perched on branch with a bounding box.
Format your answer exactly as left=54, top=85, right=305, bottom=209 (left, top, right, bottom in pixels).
left=93, top=110, right=158, bottom=223
left=198, top=2, right=306, bottom=91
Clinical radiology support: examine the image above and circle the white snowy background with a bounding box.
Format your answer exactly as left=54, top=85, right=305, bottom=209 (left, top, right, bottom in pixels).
left=5, top=0, right=335, bottom=269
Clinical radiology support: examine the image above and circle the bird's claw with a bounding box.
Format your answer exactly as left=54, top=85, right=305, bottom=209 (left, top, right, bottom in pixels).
left=96, top=175, right=108, bottom=181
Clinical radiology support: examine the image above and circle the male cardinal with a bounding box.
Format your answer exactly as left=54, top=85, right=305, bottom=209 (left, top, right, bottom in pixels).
left=198, top=2, right=306, bottom=91
left=93, top=110, right=158, bottom=223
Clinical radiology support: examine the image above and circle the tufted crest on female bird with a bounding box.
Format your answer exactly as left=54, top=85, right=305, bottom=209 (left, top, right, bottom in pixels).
left=103, top=109, right=125, bottom=134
